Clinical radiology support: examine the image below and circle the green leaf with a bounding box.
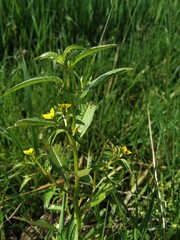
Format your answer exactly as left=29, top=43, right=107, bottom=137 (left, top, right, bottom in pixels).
left=76, top=168, right=92, bottom=177
left=12, top=216, right=58, bottom=232
left=63, top=45, right=85, bottom=59
left=69, top=44, right=117, bottom=67
left=19, top=176, right=33, bottom=192
left=14, top=118, right=55, bottom=127
left=119, top=158, right=132, bottom=174
left=45, top=145, right=69, bottom=184
left=90, top=183, right=112, bottom=208
left=56, top=55, right=65, bottom=65
left=58, top=218, right=78, bottom=240
left=79, top=174, right=93, bottom=185
left=34, top=51, right=59, bottom=61
left=43, top=186, right=56, bottom=209
left=31, top=219, right=58, bottom=232
left=35, top=51, right=65, bottom=65
left=48, top=204, right=62, bottom=211
left=49, top=129, right=66, bottom=145
left=46, top=145, right=63, bottom=168
left=3, top=76, right=62, bottom=97
left=67, top=219, right=78, bottom=240
left=76, top=103, right=96, bottom=137
left=81, top=67, right=133, bottom=98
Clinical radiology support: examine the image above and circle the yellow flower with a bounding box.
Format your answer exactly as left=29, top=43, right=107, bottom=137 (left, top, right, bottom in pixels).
left=59, top=103, right=71, bottom=109
left=58, top=103, right=71, bottom=112
left=121, top=146, right=132, bottom=155
left=23, top=148, right=34, bottom=155
left=42, top=108, right=55, bottom=119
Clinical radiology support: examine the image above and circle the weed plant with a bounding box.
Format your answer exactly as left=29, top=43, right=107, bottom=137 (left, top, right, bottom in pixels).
left=2, top=44, right=133, bottom=239
left=0, top=0, right=179, bottom=239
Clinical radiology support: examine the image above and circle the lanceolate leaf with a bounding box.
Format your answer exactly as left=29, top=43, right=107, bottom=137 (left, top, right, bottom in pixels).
left=76, top=168, right=92, bottom=177
left=119, top=158, right=132, bottom=174
left=35, top=51, right=66, bottom=65
left=63, top=45, right=85, bottom=59
left=45, top=145, right=69, bottom=186
left=32, top=219, right=58, bottom=231
left=69, top=44, right=117, bottom=67
left=14, top=118, right=55, bottom=127
left=80, top=67, right=133, bottom=98
left=12, top=216, right=58, bottom=232
left=3, top=76, right=62, bottom=97
left=46, top=145, right=63, bottom=168
left=76, top=103, right=96, bottom=137
left=34, top=51, right=59, bottom=61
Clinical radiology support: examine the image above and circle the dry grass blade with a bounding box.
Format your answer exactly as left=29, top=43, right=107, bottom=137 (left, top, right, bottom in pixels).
left=147, top=108, right=166, bottom=230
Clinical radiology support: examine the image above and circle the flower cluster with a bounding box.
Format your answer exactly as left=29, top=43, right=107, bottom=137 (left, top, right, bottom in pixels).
left=58, top=103, right=71, bottom=112
left=42, top=104, right=71, bottom=120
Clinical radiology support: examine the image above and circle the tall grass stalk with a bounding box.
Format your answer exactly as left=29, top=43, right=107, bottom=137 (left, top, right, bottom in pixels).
left=148, top=109, right=166, bottom=232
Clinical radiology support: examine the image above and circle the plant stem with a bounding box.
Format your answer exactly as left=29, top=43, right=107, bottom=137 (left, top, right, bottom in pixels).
left=93, top=142, right=107, bottom=188
left=71, top=104, right=81, bottom=236
left=72, top=138, right=81, bottom=236
left=59, top=192, right=66, bottom=233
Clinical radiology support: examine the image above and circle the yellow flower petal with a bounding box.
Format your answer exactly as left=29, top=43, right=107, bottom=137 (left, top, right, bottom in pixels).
left=23, top=148, right=34, bottom=155
left=64, top=103, right=71, bottom=109
left=50, top=107, right=55, bottom=116
left=42, top=113, right=51, bottom=119
left=42, top=108, right=55, bottom=119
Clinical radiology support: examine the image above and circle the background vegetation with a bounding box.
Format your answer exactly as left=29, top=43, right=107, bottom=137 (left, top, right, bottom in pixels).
left=0, top=0, right=179, bottom=239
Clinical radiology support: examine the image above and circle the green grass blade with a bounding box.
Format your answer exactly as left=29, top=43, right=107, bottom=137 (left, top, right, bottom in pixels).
left=68, top=219, right=78, bottom=240
left=69, top=44, right=117, bottom=67
left=0, top=210, right=5, bottom=240
left=58, top=192, right=66, bottom=234
left=140, top=189, right=155, bottom=237
left=7, top=127, right=24, bottom=150
left=3, top=76, right=62, bottom=97
left=101, top=201, right=109, bottom=240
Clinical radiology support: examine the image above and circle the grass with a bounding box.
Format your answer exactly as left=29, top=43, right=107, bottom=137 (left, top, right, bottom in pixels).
left=0, top=0, right=179, bottom=239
